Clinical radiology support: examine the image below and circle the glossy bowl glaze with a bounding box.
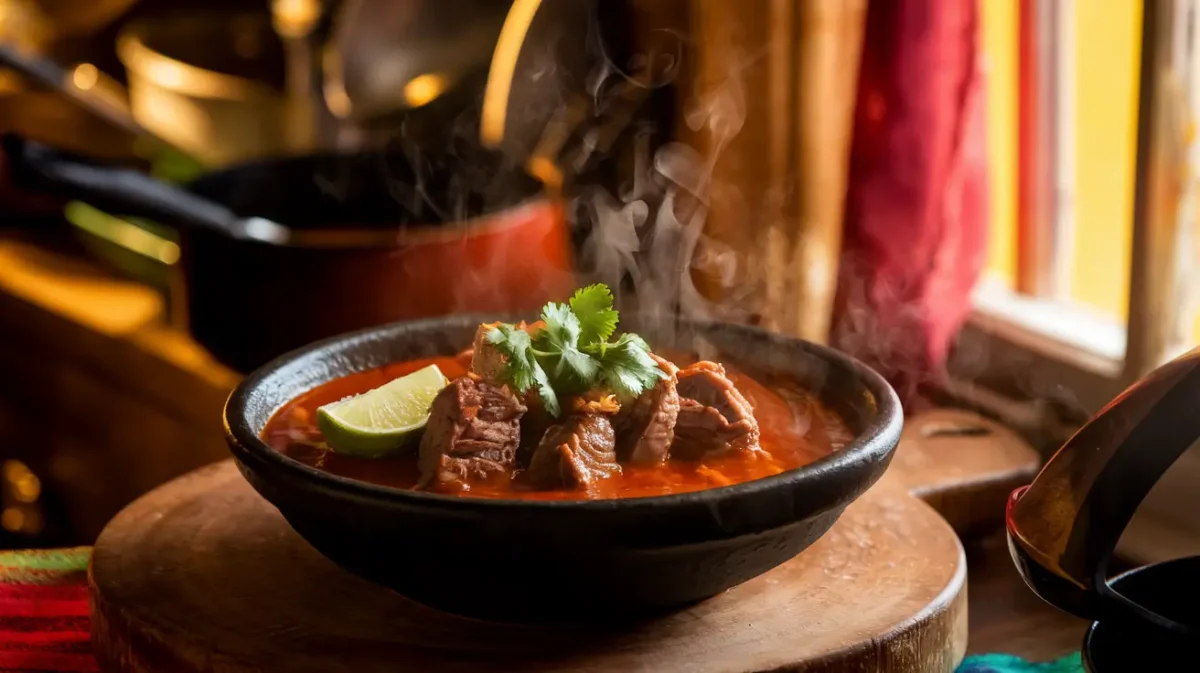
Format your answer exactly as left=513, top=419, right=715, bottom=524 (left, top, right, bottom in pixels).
left=224, top=315, right=903, bottom=620
left=1082, top=556, right=1200, bottom=672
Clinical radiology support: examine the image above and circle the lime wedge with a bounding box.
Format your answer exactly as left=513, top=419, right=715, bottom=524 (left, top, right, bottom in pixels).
left=316, top=364, right=450, bottom=458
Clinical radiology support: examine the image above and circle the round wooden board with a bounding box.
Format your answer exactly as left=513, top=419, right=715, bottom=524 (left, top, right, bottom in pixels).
left=91, top=462, right=966, bottom=673
left=91, top=410, right=1037, bottom=672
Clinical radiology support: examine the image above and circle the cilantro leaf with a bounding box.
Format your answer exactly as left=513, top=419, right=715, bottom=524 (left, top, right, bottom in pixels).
left=487, top=323, right=560, bottom=415
left=485, top=324, right=536, bottom=392
left=596, top=333, right=666, bottom=401
left=538, top=301, right=581, bottom=346
left=569, top=284, right=619, bottom=347
left=534, top=300, right=600, bottom=394
left=532, top=361, right=561, bottom=417
left=480, top=283, right=662, bottom=417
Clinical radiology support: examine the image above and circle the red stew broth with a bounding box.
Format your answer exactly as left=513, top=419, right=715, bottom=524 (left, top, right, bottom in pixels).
left=262, top=356, right=854, bottom=500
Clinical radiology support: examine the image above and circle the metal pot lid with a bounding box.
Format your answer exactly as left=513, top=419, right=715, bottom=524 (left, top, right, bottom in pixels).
left=1, top=0, right=139, bottom=43
left=324, top=0, right=598, bottom=167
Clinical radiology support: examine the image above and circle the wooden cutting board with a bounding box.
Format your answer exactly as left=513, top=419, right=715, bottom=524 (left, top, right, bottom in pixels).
left=89, top=409, right=1038, bottom=673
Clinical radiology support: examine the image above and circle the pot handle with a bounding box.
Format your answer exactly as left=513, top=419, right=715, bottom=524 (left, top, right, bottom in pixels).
left=0, top=43, right=197, bottom=165
left=0, top=44, right=142, bottom=139
left=2, top=135, right=279, bottom=242
left=1007, top=346, right=1200, bottom=635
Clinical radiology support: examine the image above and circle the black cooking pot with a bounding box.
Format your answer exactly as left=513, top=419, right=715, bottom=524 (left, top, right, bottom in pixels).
left=1081, top=556, right=1200, bottom=672
left=1006, top=347, right=1200, bottom=669
left=3, top=136, right=576, bottom=374
left=223, top=314, right=903, bottom=620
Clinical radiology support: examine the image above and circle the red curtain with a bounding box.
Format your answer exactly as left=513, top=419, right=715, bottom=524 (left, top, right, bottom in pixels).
left=832, top=0, right=989, bottom=408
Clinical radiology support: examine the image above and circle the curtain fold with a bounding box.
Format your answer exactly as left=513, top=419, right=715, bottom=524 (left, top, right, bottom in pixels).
left=833, top=0, right=989, bottom=407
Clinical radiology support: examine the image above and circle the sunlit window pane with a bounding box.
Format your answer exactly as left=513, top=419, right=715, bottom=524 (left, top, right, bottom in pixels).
left=977, top=0, right=1142, bottom=360
left=981, top=0, right=1019, bottom=289
left=1067, top=0, right=1142, bottom=321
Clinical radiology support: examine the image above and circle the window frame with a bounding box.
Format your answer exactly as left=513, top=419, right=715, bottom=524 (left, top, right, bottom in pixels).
left=949, top=0, right=1200, bottom=555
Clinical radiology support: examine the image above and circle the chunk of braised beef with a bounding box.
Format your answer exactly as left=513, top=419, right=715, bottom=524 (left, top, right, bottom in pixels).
left=517, top=389, right=554, bottom=464
left=469, top=320, right=543, bottom=386
left=614, top=355, right=680, bottom=465
left=417, top=377, right=527, bottom=492
left=468, top=322, right=508, bottom=385
left=672, top=361, right=761, bottom=460
left=525, top=413, right=619, bottom=491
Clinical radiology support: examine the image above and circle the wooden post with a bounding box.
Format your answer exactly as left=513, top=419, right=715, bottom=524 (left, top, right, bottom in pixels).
left=1125, top=0, right=1190, bottom=379
left=681, top=0, right=866, bottom=344
left=786, top=0, right=867, bottom=343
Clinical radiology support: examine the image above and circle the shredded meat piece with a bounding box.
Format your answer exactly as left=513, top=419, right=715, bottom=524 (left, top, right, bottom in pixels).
left=571, top=392, right=622, bottom=415
left=614, top=355, right=680, bottom=465
left=525, top=413, right=619, bottom=491
left=468, top=320, right=544, bottom=385
left=417, top=377, right=527, bottom=492
left=672, top=361, right=761, bottom=460
left=650, top=353, right=680, bottom=377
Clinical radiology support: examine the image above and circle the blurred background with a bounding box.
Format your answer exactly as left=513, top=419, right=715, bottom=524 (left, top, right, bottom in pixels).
left=0, top=0, right=1197, bottom=561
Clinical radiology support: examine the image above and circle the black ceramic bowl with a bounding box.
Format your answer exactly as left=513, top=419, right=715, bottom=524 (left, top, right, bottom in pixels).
left=224, top=315, right=903, bottom=620
left=1082, top=556, right=1200, bottom=672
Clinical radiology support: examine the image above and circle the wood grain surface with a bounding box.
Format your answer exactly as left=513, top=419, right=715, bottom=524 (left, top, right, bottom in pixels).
left=891, top=409, right=1041, bottom=534
left=89, top=409, right=1038, bottom=672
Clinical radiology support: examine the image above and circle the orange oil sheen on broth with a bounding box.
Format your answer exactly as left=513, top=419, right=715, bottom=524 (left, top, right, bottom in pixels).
left=262, top=356, right=853, bottom=500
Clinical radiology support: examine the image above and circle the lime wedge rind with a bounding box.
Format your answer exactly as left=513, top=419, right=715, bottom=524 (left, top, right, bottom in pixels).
left=316, top=364, right=450, bottom=458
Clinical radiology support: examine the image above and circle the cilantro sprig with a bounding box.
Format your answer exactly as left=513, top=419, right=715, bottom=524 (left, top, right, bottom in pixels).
left=484, top=284, right=664, bottom=417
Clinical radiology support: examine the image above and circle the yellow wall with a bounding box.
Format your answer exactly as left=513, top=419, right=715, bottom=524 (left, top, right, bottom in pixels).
left=981, top=0, right=1018, bottom=287
left=1069, top=0, right=1142, bottom=320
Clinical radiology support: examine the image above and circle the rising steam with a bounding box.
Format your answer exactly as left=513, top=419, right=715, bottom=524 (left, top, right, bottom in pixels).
left=574, top=49, right=759, bottom=351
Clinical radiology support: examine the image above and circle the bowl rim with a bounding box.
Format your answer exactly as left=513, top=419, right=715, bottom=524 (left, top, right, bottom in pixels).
left=224, top=315, right=903, bottom=512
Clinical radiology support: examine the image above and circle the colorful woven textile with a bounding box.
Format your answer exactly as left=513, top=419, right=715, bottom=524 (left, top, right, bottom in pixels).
left=958, top=653, right=1086, bottom=673
left=0, top=547, right=96, bottom=672
left=0, top=546, right=1084, bottom=673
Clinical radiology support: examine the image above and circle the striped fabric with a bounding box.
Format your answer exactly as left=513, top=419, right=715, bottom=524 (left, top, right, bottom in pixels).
left=0, top=548, right=96, bottom=672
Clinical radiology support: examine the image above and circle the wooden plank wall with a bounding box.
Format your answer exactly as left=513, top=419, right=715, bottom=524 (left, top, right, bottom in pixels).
left=0, top=239, right=237, bottom=542
left=679, top=0, right=866, bottom=343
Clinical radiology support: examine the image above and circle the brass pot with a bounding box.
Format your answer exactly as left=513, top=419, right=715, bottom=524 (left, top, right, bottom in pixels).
left=116, top=12, right=292, bottom=167
left=0, top=0, right=139, bottom=47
